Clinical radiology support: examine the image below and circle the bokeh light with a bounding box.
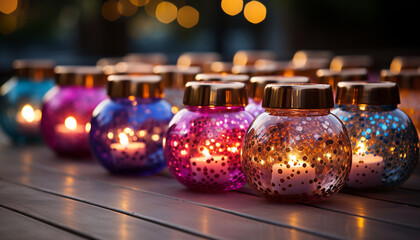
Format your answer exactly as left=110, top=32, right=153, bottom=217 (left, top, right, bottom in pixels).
left=244, top=1, right=266, bottom=24
left=221, top=0, right=243, bottom=16
left=0, top=0, right=18, bottom=14
left=145, top=0, right=162, bottom=17
left=129, top=0, right=150, bottom=7
left=177, top=6, right=199, bottom=28
left=155, top=1, right=177, bottom=24
left=0, top=14, right=17, bottom=34
left=102, top=0, right=121, bottom=21
left=117, top=0, right=138, bottom=17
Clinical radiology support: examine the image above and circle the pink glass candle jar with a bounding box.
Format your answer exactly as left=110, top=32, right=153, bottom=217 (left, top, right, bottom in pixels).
left=89, top=75, right=173, bottom=175
left=242, top=84, right=352, bottom=203
left=164, top=81, right=254, bottom=192
left=332, top=82, right=419, bottom=188
left=245, top=76, right=309, bottom=117
left=380, top=70, right=420, bottom=136
left=153, top=65, right=201, bottom=114
left=41, top=66, right=108, bottom=157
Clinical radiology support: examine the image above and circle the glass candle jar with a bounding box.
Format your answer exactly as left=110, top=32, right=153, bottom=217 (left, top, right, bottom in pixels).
left=390, top=56, right=420, bottom=72
left=316, top=68, right=368, bottom=99
left=380, top=70, right=420, bottom=137
left=245, top=76, right=309, bottom=117
left=0, top=59, right=55, bottom=144
left=242, top=84, right=352, bottom=203
left=284, top=59, right=329, bottom=82
left=164, top=81, right=254, bottom=192
left=153, top=65, right=201, bottom=114
left=332, top=81, right=419, bottom=188
left=89, top=75, right=173, bottom=175
left=41, top=66, right=108, bottom=157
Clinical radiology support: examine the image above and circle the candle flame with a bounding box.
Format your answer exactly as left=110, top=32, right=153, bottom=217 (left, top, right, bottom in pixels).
left=85, top=123, right=91, bottom=132
left=21, top=104, right=38, bottom=123
left=201, top=147, right=211, bottom=158
left=64, top=117, right=78, bottom=131
left=356, top=142, right=365, bottom=155
left=118, top=132, right=129, bottom=146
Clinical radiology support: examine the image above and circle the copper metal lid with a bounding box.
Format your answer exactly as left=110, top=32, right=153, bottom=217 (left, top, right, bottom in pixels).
left=13, top=59, right=55, bottom=81
left=262, top=83, right=334, bottom=109
left=183, top=81, right=248, bottom=107
left=233, top=50, right=276, bottom=66
left=55, top=66, right=107, bottom=87
left=177, top=52, right=221, bottom=67
left=330, top=55, right=373, bottom=71
left=380, top=69, right=420, bottom=90
left=316, top=68, right=369, bottom=88
left=336, top=81, right=400, bottom=105
left=195, top=73, right=249, bottom=83
left=249, top=76, right=310, bottom=100
left=204, top=61, right=232, bottom=73
left=96, top=57, right=122, bottom=67
left=103, top=62, right=154, bottom=76
left=390, top=56, right=420, bottom=72
left=107, top=75, right=163, bottom=98
left=123, top=53, right=168, bottom=65
left=153, top=65, right=201, bottom=89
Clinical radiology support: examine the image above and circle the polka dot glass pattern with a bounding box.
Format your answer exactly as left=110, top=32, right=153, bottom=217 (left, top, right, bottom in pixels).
left=164, top=106, right=254, bottom=192
left=332, top=105, right=419, bottom=188
left=242, top=109, right=352, bottom=203
left=399, top=89, right=420, bottom=136
left=90, top=98, right=173, bottom=175
left=41, top=86, right=107, bottom=157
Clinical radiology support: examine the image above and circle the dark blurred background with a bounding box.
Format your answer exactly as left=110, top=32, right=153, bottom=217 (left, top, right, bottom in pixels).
left=1, top=0, right=419, bottom=83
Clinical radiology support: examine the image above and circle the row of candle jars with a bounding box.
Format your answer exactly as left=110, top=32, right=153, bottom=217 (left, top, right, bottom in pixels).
left=0, top=60, right=55, bottom=144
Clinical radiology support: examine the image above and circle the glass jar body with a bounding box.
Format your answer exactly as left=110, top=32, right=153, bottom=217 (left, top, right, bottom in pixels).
left=90, top=98, right=173, bottom=175
left=242, top=109, right=352, bottom=203
left=245, top=98, right=264, bottom=117
left=0, top=77, right=54, bottom=144
left=41, top=86, right=107, bottom=157
left=332, top=105, right=419, bottom=188
left=164, top=106, right=254, bottom=192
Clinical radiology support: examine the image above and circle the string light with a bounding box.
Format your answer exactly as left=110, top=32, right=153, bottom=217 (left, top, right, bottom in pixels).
left=0, top=0, right=18, bottom=14
left=102, top=0, right=121, bottom=21
left=177, top=6, right=199, bottom=28
left=244, top=1, right=266, bottom=24
left=221, top=0, right=243, bottom=16
left=117, top=0, right=138, bottom=17
left=155, top=1, right=177, bottom=24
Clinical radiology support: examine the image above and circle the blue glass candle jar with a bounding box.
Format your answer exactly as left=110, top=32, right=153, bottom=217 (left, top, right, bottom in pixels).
left=0, top=60, right=55, bottom=144
left=164, top=81, right=254, bottom=192
left=332, top=82, right=419, bottom=188
left=89, top=75, right=173, bottom=175
left=153, top=65, right=201, bottom=114
left=41, top=66, right=108, bottom=157
left=245, top=76, right=309, bottom=117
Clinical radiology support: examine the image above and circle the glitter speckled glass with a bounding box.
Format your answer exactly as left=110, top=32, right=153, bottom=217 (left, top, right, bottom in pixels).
left=164, top=81, right=253, bottom=192
left=242, top=84, right=352, bottom=203
left=41, top=86, right=107, bottom=156
left=89, top=75, right=173, bottom=175
left=333, top=81, right=419, bottom=188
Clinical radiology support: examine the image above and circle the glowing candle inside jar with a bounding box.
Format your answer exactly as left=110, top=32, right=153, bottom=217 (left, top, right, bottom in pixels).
left=110, top=132, right=146, bottom=166
left=271, top=155, right=316, bottom=195
left=55, top=116, right=89, bottom=135
left=190, top=148, right=230, bottom=184
left=16, top=104, right=42, bottom=133
left=348, top=143, right=384, bottom=188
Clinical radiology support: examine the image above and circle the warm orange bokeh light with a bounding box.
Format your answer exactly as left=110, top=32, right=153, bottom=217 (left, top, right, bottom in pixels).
left=0, top=0, right=18, bottom=14
left=129, top=0, right=150, bottom=7
left=221, top=0, right=243, bottom=16
left=117, top=0, right=138, bottom=17
left=102, top=0, right=121, bottom=21
left=156, top=1, right=177, bottom=24
left=177, top=6, right=199, bottom=28
left=244, top=1, right=266, bottom=24
left=64, top=117, right=78, bottom=131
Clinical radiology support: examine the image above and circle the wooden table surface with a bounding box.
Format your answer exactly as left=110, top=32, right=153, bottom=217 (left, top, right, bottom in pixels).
left=0, top=132, right=419, bottom=240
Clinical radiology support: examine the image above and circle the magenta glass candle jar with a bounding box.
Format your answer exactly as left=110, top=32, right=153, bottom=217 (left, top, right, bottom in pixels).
left=153, top=65, right=201, bottom=114
left=89, top=75, right=173, bottom=175
left=242, top=84, right=352, bottom=203
left=164, top=81, right=254, bottom=192
left=245, top=76, right=309, bottom=117
left=41, top=66, right=108, bottom=157
left=332, top=81, right=419, bottom=188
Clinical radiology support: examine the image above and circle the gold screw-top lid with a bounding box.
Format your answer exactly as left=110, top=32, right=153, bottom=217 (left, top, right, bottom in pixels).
left=103, top=62, right=154, bottom=76
left=330, top=55, right=373, bottom=71
left=55, top=66, right=107, bottom=87
left=336, top=81, right=400, bottom=105
left=177, top=52, right=221, bottom=67
left=195, top=73, right=249, bottom=83
left=107, top=75, right=163, bottom=99
left=13, top=59, right=55, bottom=81
left=390, top=56, right=420, bottom=72
left=183, top=81, right=248, bottom=107
left=249, top=76, right=310, bottom=100
left=316, top=68, right=368, bottom=88
left=153, top=65, right=201, bottom=89
left=380, top=69, right=420, bottom=90
left=262, top=84, right=334, bottom=109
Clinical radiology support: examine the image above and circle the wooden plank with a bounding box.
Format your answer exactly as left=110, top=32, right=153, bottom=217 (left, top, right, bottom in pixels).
left=0, top=181, right=201, bottom=240
left=2, top=147, right=420, bottom=239
left=343, top=188, right=420, bottom=208
left=0, top=157, right=321, bottom=239
left=402, top=174, right=420, bottom=191
left=0, top=206, right=84, bottom=240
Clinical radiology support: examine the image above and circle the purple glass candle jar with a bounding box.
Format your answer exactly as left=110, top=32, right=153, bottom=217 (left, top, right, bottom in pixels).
left=153, top=65, right=201, bottom=114
left=89, top=75, right=173, bottom=175
left=242, top=84, right=352, bottom=203
left=164, top=81, right=254, bottom=192
left=245, top=76, right=309, bottom=117
left=41, top=66, right=108, bottom=157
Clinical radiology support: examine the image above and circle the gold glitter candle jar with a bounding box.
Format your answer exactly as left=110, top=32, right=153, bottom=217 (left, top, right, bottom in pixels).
left=332, top=82, right=419, bottom=188
left=242, top=84, right=352, bottom=203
